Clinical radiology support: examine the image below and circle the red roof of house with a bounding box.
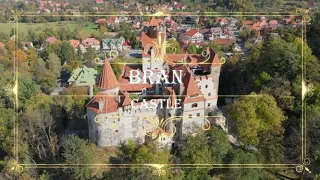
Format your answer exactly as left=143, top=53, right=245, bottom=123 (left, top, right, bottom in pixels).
left=185, top=29, right=199, bottom=37
left=98, top=59, right=119, bottom=90
left=69, top=40, right=79, bottom=48
left=0, top=42, right=4, bottom=47
left=82, top=38, right=100, bottom=46
left=123, top=40, right=131, bottom=46
left=213, top=38, right=235, bottom=46
left=216, top=18, right=228, bottom=23
left=45, top=36, right=57, bottom=44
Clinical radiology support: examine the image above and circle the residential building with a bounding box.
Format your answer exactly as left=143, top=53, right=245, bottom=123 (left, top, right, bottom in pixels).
left=184, top=29, right=204, bottom=43
left=101, top=37, right=125, bottom=51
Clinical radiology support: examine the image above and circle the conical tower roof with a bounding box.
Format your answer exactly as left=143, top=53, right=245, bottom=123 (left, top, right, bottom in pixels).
left=98, top=58, right=119, bottom=90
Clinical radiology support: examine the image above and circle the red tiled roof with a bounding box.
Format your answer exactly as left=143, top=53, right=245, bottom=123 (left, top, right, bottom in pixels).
left=98, top=59, right=119, bottom=90
left=213, top=38, right=235, bottom=46
left=86, top=92, right=119, bottom=113
left=216, top=18, right=228, bottom=23
left=119, top=91, right=132, bottom=106
left=149, top=16, right=159, bottom=26
left=0, top=42, right=4, bottom=47
left=82, top=38, right=100, bottom=46
left=45, top=36, right=57, bottom=43
left=122, top=65, right=143, bottom=78
left=69, top=40, right=79, bottom=48
left=185, top=29, right=199, bottom=37
left=183, top=72, right=202, bottom=96
left=118, top=77, right=153, bottom=92
left=169, top=90, right=177, bottom=107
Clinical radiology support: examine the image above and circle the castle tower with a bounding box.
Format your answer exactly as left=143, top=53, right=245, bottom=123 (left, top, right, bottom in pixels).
left=149, top=16, right=159, bottom=38
left=142, top=17, right=166, bottom=72
left=98, top=58, right=119, bottom=95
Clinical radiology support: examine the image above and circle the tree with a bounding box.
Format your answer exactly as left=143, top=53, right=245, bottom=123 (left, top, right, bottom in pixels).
left=166, top=38, right=181, bottom=54
left=179, top=131, right=212, bottom=180
left=15, top=49, right=28, bottom=63
left=186, top=43, right=197, bottom=54
left=83, top=47, right=96, bottom=68
left=258, top=126, right=284, bottom=163
left=0, top=32, right=9, bottom=42
left=229, top=93, right=285, bottom=145
left=66, top=60, right=82, bottom=74
left=18, top=73, right=41, bottom=109
left=58, top=41, right=76, bottom=64
left=206, top=126, right=232, bottom=163
left=47, top=53, right=61, bottom=77
left=25, top=48, right=38, bottom=65
left=61, top=135, right=99, bottom=180
left=21, top=103, right=58, bottom=162
left=110, top=58, right=123, bottom=79
left=0, top=108, right=15, bottom=161
left=5, top=39, right=15, bottom=53
left=221, top=149, right=267, bottom=180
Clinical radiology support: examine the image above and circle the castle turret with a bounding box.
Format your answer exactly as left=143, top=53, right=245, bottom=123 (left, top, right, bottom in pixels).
left=98, top=58, right=119, bottom=95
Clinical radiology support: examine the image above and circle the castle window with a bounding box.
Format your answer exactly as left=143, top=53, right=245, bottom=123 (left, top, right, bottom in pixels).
left=192, top=103, right=197, bottom=108
left=115, top=130, right=118, bottom=133
left=197, top=113, right=200, bottom=117
left=189, top=114, right=192, bottom=118
left=205, top=85, right=208, bottom=88
left=208, top=103, right=211, bottom=107
left=208, top=93, right=211, bottom=96
left=199, top=86, right=201, bottom=89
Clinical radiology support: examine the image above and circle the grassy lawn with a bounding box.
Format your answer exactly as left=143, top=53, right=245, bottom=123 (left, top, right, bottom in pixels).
left=0, top=21, right=99, bottom=36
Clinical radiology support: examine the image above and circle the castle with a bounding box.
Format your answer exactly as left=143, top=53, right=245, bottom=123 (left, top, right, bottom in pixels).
left=86, top=17, right=222, bottom=148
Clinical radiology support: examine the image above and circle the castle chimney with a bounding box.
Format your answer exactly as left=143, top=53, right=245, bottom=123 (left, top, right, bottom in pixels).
left=98, top=100, right=103, bottom=112
left=88, top=85, right=93, bottom=98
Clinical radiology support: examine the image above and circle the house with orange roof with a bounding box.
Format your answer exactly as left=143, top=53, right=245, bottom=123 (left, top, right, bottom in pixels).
left=184, top=29, right=204, bottom=43
left=0, top=42, right=4, bottom=47
left=81, top=38, right=100, bottom=52
left=69, top=40, right=80, bottom=51
left=216, top=17, right=228, bottom=26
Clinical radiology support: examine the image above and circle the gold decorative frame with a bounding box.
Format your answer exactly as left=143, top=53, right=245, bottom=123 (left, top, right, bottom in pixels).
left=6, top=7, right=314, bottom=178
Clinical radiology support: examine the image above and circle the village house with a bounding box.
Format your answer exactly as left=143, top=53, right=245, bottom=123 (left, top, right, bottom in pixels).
left=184, top=29, right=204, bottom=43
left=45, top=36, right=57, bottom=44
left=269, top=20, right=279, bottom=30
left=101, top=37, right=125, bottom=51
left=22, top=42, right=34, bottom=50
left=215, top=18, right=228, bottom=26
left=81, top=38, right=100, bottom=52
left=68, top=65, right=98, bottom=88
left=69, top=40, right=80, bottom=52
left=213, top=38, right=236, bottom=50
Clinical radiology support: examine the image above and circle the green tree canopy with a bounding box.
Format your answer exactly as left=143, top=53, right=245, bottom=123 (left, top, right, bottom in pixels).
left=229, top=93, right=285, bottom=145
